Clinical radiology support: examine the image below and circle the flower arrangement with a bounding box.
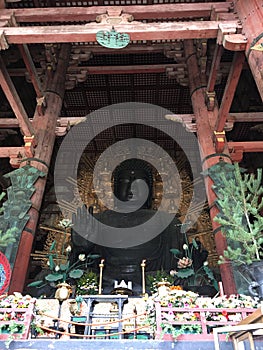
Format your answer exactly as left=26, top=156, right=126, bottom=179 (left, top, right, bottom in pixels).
left=76, top=270, right=99, bottom=295
left=0, top=293, right=36, bottom=347
left=0, top=293, right=34, bottom=310
left=170, top=236, right=218, bottom=291
left=144, top=289, right=258, bottom=339
left=146, top=270, right=174, bottom=294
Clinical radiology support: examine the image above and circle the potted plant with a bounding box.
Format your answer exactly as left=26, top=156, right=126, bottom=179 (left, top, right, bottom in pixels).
left=207, top=161, right=263, bottom=298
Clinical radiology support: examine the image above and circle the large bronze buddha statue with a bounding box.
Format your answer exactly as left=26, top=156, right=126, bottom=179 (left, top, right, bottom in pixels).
left=71, top=159, right=184, bottom=294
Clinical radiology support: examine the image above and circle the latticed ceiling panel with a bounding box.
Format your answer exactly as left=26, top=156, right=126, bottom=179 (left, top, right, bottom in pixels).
left=6, top=0, right=226, bottom=8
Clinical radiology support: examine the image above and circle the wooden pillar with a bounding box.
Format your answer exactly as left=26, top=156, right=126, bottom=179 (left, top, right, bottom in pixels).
left=234, top=0, right=263, bottom=101
left=9, top=44, right=71, bottom=294
left=184, top=40, right=237, bottom=295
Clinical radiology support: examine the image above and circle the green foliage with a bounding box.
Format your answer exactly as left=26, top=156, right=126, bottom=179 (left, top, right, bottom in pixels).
left=170, top=237, right=218, bottom=290
left=209, top=162, right=263, bottom=265
left=0, top=192, right=17, bottom=250
left=0, top=321, right=25, bottom=348
left=76, top=270, right=99, bottom=295
left=146, top=270, right=174, bottom=293
left=160, top=323, right=202, bottom=339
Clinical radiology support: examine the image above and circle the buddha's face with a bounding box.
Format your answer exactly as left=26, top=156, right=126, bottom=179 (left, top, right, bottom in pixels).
left=115, top=169, right=152, bottom=209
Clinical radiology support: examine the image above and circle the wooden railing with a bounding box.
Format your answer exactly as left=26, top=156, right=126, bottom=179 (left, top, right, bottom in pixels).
left=155, top=301, right=256, bottom=340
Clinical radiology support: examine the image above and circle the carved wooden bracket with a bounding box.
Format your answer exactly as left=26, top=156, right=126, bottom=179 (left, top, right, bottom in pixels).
left=166, top=65, right=188, bottom=86
left=213, top=131, right=226, bottom=153
left=96, top=9, right=133, bottom=25
left=36, top=96, right=47, bottom=116
left=218, top=23, right=247, bottom=51
left=165, top=114, right=196, bottom=132
left=24, top=135, right=36, bottom=157
left=163, top=42, right=184, bottom=62
left=205, top=91, right=216, bottom=111
left=0, top=29, right=8, bottom=50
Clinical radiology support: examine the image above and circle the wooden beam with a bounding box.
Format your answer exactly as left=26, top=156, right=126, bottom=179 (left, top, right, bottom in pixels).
left=79, top=63, right=184, bottom=75
left=1, top=113, right=262, bottom=129
left=18, top=44, right=46, bottom=115
left=2, top=20, right=241, bottom=44
left=184, top=39, right=237, bottom=295
left=206, top=44, right=224, bottom=111
left=228, top=141, right=263, bottom=153
left=207, top=44, right=224, bottom=94
left=0, top=3, right=232, bottom=23
left=215, top=52, right=245, bottom=132
left=0, top=146, right=27, bottom=158
left=235, top=0, right=263, bottom=101
left=228, top=112, right=263, bottom=122
left=0, top=55, right=34, bottom=137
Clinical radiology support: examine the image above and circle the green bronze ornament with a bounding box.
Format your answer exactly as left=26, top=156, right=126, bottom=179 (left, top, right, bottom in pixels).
left=96, top=27, right=130, bottom=49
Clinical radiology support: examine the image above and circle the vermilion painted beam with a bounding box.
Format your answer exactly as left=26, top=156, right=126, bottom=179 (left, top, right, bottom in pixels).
left=235, top=0, right=263, bottom=101
left=206, top=44, right=224, bottom=94
left=3, top=21, right=240, bottom=44
left=215, top=51, right=245, bottom=132
left=0, top=146, right=28, bottom=158
left=0, top=56, right=34, bottom=137
left=18, top=44, right=44, bottom=99
left=0, top=3, right=232, bottom=23
left=228, top=141, right=263, bottom=153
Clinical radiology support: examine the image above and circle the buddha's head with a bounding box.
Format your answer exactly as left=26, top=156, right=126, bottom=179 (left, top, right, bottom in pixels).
left=113, top=159, right=153, bottom=210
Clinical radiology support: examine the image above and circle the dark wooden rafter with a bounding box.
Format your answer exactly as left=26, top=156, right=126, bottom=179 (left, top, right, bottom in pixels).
left=18, top=44, right=46, bottom=115
left=73, top=63, right=184, bottom=74
left=0, top=55, right=34, bottom=138
left=0, top=3, right=232, bottom=23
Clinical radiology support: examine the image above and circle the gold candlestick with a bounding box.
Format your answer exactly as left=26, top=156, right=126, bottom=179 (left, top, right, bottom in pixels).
left=99, top=259, right=105, bottom=294
left=141, top=259, right=146, bottom=296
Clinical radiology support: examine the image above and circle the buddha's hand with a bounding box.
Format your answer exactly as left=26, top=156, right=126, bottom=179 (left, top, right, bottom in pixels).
left=72, top=204, right=97, bottom=242
left=177, top=257, right=192, bottom=269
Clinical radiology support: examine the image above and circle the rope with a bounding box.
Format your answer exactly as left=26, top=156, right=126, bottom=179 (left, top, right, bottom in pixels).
left=37, top=323, right=151, bottom=338
left=38, top=311, right=147, bottom=327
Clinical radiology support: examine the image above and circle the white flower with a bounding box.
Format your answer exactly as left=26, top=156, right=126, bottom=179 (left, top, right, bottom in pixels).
left=55, top=265, right=60, bottom=272
left=78, top=254, right=86, bottom=261
left=59, top=219, right=73, bottom=228
left=66, top=245, right=72, bottom=253
left=203, top=261, right=209, bottom=266
left=47, top=261, right=50, bottom=266
left=183, top=244, right=188, bottom=250
left=170, top=270, right=177, bottom=276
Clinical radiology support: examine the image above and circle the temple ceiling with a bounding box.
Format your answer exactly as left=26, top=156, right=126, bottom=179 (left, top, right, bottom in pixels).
left=0, top=0, right=262, bottom=171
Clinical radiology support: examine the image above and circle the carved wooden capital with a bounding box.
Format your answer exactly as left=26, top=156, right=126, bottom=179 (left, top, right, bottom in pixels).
left=0, top=29, right=8, bottom=50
